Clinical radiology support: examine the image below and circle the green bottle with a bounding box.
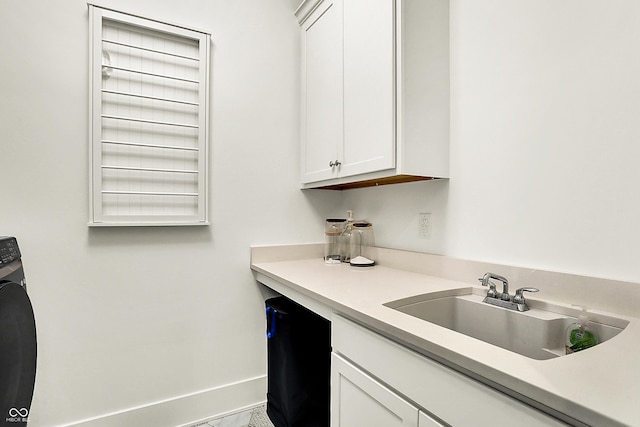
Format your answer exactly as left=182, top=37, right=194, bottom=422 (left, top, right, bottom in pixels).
left=565, top=306, right=598, bottom=354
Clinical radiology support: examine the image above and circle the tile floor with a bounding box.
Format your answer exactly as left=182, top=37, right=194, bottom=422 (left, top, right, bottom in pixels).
left=191, top=404, right=274, bottom=427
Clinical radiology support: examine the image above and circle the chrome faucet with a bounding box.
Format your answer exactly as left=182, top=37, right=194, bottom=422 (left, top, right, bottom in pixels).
left=513, top=287, right=539, bottom=305
left=478, top=273, right=540, bottom=312
left=479, top=272, right=510, bottom=301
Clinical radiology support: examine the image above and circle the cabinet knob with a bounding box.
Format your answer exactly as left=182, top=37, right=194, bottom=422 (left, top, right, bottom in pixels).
left=329, top=160, right=341, bottom=168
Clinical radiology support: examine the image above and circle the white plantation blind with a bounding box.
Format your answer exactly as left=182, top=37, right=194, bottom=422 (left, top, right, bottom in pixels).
left=89, top=5, right=210, bottom=226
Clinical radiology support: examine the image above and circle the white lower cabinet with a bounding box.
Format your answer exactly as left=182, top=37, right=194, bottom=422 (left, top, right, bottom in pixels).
left=332, top=353, right=442, bottom=427
left=332, top=314, right=570, bottom=427
left=418, top=412, right=444, bottom=427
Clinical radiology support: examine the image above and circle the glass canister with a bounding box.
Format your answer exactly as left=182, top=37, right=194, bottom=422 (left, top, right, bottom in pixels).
left=349, top=222, right=376, bottom=267
left=324, top=219, right=346, bottom=264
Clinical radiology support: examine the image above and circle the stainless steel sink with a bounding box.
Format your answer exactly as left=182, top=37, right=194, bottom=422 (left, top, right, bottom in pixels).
left=384, top=288, right=628, bottom=360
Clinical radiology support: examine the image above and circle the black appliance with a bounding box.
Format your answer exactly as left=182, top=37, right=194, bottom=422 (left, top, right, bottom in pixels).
left=0, top=237, right=37, bottom=426
left=265, top=296, right=330, bottom=427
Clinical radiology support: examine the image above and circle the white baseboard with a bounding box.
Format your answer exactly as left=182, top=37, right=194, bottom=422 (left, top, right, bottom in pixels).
left=63, top=375, right=267, bottom=427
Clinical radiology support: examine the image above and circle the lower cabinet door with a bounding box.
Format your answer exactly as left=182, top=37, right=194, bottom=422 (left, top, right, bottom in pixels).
left=419, top=411, right=445, bottom=427
left=331, top=353, right=419, bottom=427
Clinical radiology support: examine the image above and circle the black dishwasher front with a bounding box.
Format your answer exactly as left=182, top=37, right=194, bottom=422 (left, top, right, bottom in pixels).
left=265, top=296, right=330, bottom=427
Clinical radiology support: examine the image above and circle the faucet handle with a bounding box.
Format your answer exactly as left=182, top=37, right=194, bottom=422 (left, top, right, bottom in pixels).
left=513, top=287, right=539, bottom=305
left=478, top=277, right=499, bottom=298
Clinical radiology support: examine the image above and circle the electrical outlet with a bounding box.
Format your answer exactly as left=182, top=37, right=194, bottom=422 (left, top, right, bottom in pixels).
left=419, top=213, right=431, bottom=239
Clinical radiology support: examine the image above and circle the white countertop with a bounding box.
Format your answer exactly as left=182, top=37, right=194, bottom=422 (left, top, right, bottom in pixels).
left=251, top=244, right=640, bottom=427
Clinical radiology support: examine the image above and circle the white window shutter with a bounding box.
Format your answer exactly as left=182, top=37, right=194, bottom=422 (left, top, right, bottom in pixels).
left=89, top=5, right=210, bottom=226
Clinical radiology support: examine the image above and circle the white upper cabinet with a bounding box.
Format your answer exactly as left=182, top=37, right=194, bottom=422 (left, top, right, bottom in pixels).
left=342, top=0, right=395, bottom=179
left=296, top=0, right=450, bottom=190
left=300, top=0, right=343, bottom=183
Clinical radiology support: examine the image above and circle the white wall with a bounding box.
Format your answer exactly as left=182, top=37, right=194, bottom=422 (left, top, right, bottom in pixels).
left=346, top=0, right=640, bottom=284
left=0, top=0, right=340, bottom=425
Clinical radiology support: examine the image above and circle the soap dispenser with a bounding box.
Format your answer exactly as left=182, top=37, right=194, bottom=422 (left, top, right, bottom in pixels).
left=340, top=210, right=356, bottom=263
left=565, top=306, right=598, bottom=354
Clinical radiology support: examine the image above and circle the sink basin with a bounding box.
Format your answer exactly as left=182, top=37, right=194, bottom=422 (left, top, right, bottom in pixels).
left=384, top=288, right=628, bottom=360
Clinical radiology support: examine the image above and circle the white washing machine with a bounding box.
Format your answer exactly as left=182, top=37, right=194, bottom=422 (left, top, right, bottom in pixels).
left=0, top=237, right=36, bottom=425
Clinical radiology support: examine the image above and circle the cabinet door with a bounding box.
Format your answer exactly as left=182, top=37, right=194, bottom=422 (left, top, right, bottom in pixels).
left=301, top=0, right=343, bottom=184
left=341, top=0, right=396, bottom=178
left=331, top=353, right=418, bottom=427
left=419, top=411, right=445, bottom=427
